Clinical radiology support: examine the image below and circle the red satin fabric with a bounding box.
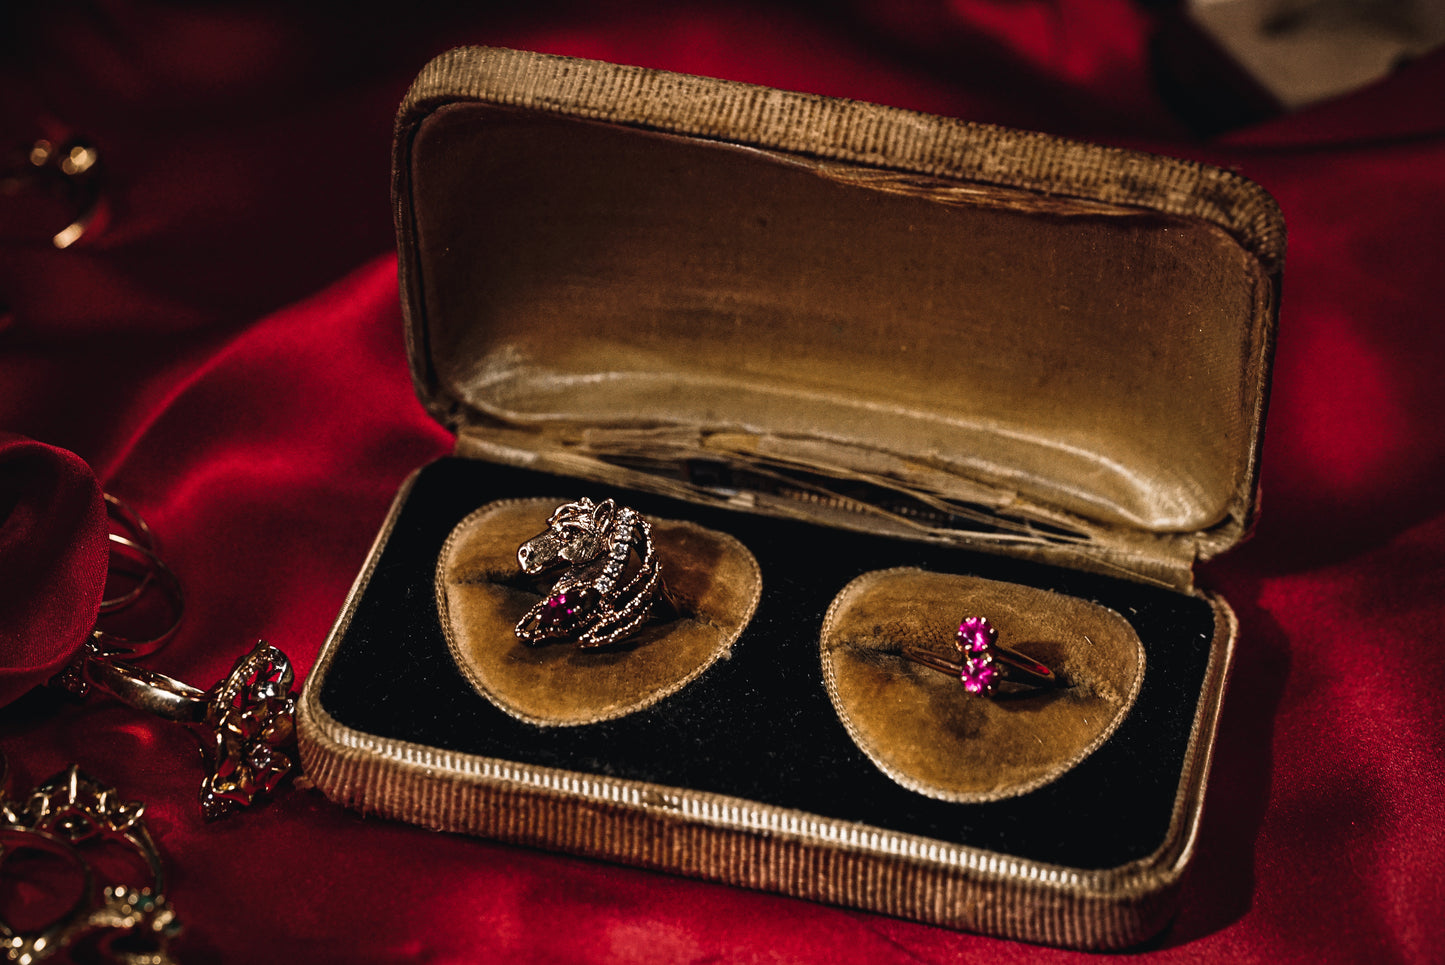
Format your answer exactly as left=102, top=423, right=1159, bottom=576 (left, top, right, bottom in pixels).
left=0, top=434, right=106, bottom=707
left=2, top=3, right=1442, bottom=963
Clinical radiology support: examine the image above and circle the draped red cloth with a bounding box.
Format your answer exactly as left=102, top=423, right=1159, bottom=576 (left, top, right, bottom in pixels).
left=0, top=434, right=107, bottom=707
left=2, top=3, right=1442, bottom=962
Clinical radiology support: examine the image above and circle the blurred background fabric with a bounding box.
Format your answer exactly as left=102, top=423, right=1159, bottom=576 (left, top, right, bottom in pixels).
left=1, top=2, right=1442, bottom=961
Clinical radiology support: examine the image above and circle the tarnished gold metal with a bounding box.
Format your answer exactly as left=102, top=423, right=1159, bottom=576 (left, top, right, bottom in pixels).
left=0, top=766, right=180, bottom=964
left=515, top=497, right=665, bottom=648
left=902, top=645, right=1056, bottom=687
left=84, top=643, right=300, bottom=820
left=0, top=827, right=95, bottom=965
left=902, top=615, right=1057, bottom=697
left=99, top=494, right=160, bottom=614
left=50, top=494, right=298, bottom=819
left=53, top=495, right=182, bottom=698
left=89, top=535, right=184, bottom=660
left=0, top=765, right=164, bottom=893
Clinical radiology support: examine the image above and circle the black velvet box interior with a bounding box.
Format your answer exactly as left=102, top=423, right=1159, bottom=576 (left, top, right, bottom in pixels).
left=318, top=457, right=1214, bottom=870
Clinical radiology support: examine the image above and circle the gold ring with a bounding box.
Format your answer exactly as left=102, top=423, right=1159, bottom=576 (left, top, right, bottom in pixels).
left=98, top=493, right=159, bottom=614
left=0, top=826, right=96, bottom=964
left=90, top=534, right=183, bottom=660
left=81, top=643, right=299, bottom=821
left=0, top=765, right=181, bottom=962
left=903, top=616, right=1057, bottom=697
left=515, top=497, right=666, bottom=648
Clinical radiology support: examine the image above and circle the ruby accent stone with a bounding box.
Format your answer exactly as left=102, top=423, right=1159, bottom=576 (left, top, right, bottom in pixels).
left=960, top=657, right=998, bottom=695
left=956, top=616, right=997, bottom=654
left=536, top=586, right=598, bottom=632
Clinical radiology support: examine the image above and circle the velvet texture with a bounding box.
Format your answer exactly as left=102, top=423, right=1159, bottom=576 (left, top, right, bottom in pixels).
left=311, top=458, right=1214, bottom=879
left=821, top=569, right=1145, bottom=802
left=1, top=3, right=1442, bottom=963
left=437, top=497, right=761, bottom=726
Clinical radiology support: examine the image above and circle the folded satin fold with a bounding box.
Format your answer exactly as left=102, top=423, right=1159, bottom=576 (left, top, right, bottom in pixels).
left=0, top=432, right=107, bottom=707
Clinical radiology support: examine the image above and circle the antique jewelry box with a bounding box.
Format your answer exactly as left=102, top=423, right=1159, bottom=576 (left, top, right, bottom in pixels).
left=297, top=46, right=1282, bottom=949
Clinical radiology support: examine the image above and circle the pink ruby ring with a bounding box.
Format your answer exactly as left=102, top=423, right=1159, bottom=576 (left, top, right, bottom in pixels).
left=902, top=616, right=1056, bottom=697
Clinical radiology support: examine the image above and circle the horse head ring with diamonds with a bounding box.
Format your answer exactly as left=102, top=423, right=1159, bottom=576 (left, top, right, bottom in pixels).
left=515, top=497, right=666, bottom=648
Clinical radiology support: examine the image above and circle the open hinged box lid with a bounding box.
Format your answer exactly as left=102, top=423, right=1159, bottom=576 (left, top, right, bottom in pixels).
left=297, top=46, right=1283, bottom=949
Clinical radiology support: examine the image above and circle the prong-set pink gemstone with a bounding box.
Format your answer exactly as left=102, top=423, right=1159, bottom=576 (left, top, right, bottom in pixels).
left=901, top=614, right=1055, bottom=697
left=956, top=616, right=998, bottom=653
left=955, top=616, right=1002, bottom=695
